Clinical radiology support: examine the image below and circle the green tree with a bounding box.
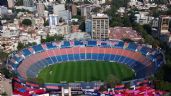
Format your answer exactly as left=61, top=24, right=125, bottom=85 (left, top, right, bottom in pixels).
left=123, top=15, right=132, bottom=27
left=15, top=0, right=23, bottom=6
left=156, top=64, right=171, bottom=82
left=44, top=20, right=49, bottom=26
left=84, top=0, right=91, bottom=4
left=91, top=7, right=101, bottom=13
left=13, top=8, right=31, bottom=14
left=143, top=24, right=152, bottom=34
left=122, top=38, right=134, bottom=42
left=17, top=42, right=36, bottom=50
left=22, top=19, right=32, bottom=26
left=79, top=22, right=85, bottom=31
left=0, top=51, right=8, bottom=64
left=153, top=0, right=169, bottom=4
left=59, top=17, right=64, bottom=23
left=17, top=42, right=25, bottom=50
left=1, top=92, right=7, bottom=96
left=0, top=67, right=16, bottom=79
left=41, top=35, right=64, bottom=43
left=72, top=15, right=82, bottom=20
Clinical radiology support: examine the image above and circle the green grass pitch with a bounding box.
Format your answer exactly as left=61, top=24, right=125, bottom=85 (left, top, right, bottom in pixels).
left=37, top=61, right=135, bottom=83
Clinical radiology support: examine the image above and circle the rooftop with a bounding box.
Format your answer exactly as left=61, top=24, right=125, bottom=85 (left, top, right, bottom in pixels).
left=109, top=27, right=142, bottom=41
left=92, top=13, right=108, bottom=18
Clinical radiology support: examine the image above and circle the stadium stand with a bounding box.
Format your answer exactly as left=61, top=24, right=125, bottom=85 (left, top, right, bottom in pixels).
left=32, top=44, right=44, bottom=53
left=8, top=40, right=164, bottom=79
left=7, top=40, right=165, bottom=95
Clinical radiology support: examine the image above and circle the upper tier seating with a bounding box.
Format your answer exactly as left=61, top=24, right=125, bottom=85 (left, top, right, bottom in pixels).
left=32, top=44, right=44, bottom=53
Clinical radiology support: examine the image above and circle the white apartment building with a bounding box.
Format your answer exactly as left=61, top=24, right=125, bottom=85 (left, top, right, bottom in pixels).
left=91, top=14, right=109, bottom=40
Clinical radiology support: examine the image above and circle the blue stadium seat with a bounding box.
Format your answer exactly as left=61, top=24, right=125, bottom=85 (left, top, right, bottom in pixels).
left=8, top=60, right=15, bottom=65
left=87, top=40, right=97, bottom=47
left=139, top=47, right=149, bottom=55
left=122, top=57, right=131, bottom=65
left=46, top=42, right=57, bottom=49
left=67, top=54, right=74, bottom=61
left=61, top=55, right=68, bottom=61
left=56, top=56, right=63, bottom=62
left=74, top=41, right=84, bottom=46
left=113, top=55, right=120, bottom=62
left=118, top=56, right=126, bottom=63
left=136, top=70, right=146, bottom=78
left=97, top=54, right=104, bottom=60
left=148, top=54, right=156, bottom=62
left=109, top=54, right=115, bottom=61
left=73, top=54, right=81, bottom=61
left=114, top=41, right=124, bottom=48
left=126, top=59, right=136, bottom=67
left=80, top=54, right=86, bottom=60
left=32, top=44, right=44, bottom=53
left=61, top=41, right=70, bottom=48
left=100, top=42, right=109, bottom=47
left=91, top=53, right=98, bottom=60
left=127, top=43, right=138, bottom=51
left=50, top=56, right=58, bottom=63
left=34, top=61, right=47, bottom=69
left=81, top=82, right=95, bottom=89
left=41, top=59, right=49, bottom=66
left=15, top=40, right=165, bottom=81
left=12, top=56, right=22, bottom=63
left=10, top=62, right=18, bottom=68
left=22, top=48, right=32, bottom=57
left=103, top=54, right=111, bottom=61
left=132, top=62, right=144, bottom=71
left=86, top=53, right=92, bottom=60
left=28, top=66, right=37, bottom=74
left=45, top=57, right=53, bottom=65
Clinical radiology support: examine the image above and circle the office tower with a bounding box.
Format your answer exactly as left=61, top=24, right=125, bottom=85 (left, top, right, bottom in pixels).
left=23, top=0, right=34, bottom=7
left=36, top=2, right=45, bottom=16
left=49, top=14, right=59, bottom=27
left=7, top=0, right=14, bottom=8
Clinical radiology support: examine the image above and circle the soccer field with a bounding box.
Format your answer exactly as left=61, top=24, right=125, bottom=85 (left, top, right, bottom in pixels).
left=37, top=61, right=135, bottom=83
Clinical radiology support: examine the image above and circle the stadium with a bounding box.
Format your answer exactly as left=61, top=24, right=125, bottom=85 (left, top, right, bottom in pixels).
left=7, top=40, right=165, bottom=95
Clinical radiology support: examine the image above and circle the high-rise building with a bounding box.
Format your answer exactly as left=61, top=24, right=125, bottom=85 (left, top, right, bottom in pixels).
left=71, top=4, right=77, bottom=16
left=53, top=4, right=71, bottom=24
left=53, top=4, right=65, bottom=15
left=36, top=2, right=45, bottom=16
left=81, top=5, right=93, bottom=19
left=7, top=0, right=14, bottom=8
left=91, top=14, right=109, bottom=40
left=158, top=16, right=171, bottom=42
left=49, top=14, right=59, bottom=27
left=48, top=5, right=53, bottom=14
left=58, top=10, right=71, bottom=24
left=94, top=0, right=106, bottom=4
left=23, top=0, right=34, bottom=7
left=85, top=19, right=92, bottom=34
left=0, top=6, right=8, bottom=16
left=159, top=16, right=170, bottom=34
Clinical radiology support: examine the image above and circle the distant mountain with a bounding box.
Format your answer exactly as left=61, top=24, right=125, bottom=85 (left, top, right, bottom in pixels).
left=0, top=0, right=8, bottom=7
